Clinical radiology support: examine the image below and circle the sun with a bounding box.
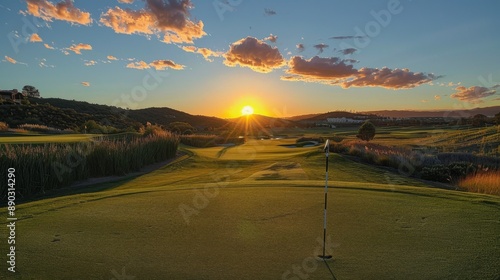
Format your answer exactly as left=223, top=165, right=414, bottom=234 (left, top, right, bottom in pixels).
left=241, top=105, right=254, bottom=116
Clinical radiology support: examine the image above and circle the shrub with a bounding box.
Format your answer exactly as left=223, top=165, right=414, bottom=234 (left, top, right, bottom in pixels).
left=356, top=121, right=376, bottom=142
left=18, top=123, right=62, bottom=133
left=0, top=122, right=8, bottom=131
left=421, top=164, right=450, bottom=182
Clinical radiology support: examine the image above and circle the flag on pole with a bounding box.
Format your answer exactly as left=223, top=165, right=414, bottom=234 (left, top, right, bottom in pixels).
left=319, top=139, right=332, bottom=259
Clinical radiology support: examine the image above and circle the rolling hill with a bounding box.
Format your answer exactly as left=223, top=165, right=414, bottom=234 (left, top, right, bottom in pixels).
left=0, top=97, right=228, bottom=131
left=364, top=106, right=500, bottom=118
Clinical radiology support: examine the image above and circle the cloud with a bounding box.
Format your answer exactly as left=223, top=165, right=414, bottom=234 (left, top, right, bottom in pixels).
left=450, top=86, right=497, bottom=102
left=264, top=34, right=277, bottom=43
left=126, top=60, right=150, bottom=69
left=339, top=48, right=356, bottom=55
left=84, top=60, right=97, bottom=66
left=313, top=43, right=329, bottom=53
left=44, top=43, right=55, bottom=49
left=29, top=33, right=43, bottom=42
left=5, top=56, right=18, bottom=64
left=330, top=35, right=366, bottom=40
left=25, top=0, right=92, bottom=25
left=264, top=8, right=276, bottom=16
left=296, top=43, right=305, bottom=52
left=100, top=0, right=206, bottom=44
left=282, top=56, right=439, bottom=89
left=107, top=55, right=118, bottom=60
left=342, top=67, right=439, bottom=89
left=81, top=81, right=90, bottom=87
left=434, top=95, right=441, bottom=100
left=126, top=59, right=184, bottom=70
left=223, top=37, right=285, bottom=73
left=283, top=56, right=357, bottom=81
left=180, top=45, right=221, bottom=62
left=421, top=100, right=428, bottom=103
left=38, top=58, right=55, bottom=68
left=347, top=68, right=434, bottom=89
left=66, top=43, right=92, bottom=54
left=150, top=59, right=184, bottom=70
left=118, top=0, right=134, bottom=3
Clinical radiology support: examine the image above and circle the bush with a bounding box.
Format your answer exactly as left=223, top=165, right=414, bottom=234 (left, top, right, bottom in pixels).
left=356, top=121, right=376, bottom=142
left=421, top=164, right=450, bottom=182
left=0, top=122, right=8, bottom=131
left=18, top=123, right=63, bottom=133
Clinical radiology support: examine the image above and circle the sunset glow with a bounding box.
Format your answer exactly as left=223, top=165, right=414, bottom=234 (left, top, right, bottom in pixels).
left=0, top=1, right=498, bottom=116
left=241, top=106, right=254, bottom=116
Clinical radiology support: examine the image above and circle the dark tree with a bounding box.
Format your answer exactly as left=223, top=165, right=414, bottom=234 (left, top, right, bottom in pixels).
left=22, top=85, right=40, bottom=97
left=167, top=122, right=195, bottom=134
left=495, top=112, right=500, bottom=125
left=356, top=121, right=376, bottom=142
left=472, top=114, right=487, bottom=127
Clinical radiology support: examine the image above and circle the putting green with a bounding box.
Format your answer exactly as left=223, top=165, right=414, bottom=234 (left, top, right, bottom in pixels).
left=1, top=141, right=499, bottom=279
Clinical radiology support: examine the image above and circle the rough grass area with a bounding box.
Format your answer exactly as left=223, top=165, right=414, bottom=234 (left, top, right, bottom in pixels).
left=459, top=172, right=500, bottom=196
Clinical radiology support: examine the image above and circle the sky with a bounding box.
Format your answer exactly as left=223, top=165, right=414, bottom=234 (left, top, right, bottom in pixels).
left=1, top=0, right=500, bottom=118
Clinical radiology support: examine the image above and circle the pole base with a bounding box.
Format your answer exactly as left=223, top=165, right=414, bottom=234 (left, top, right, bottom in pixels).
left=317, top=255, right=333, bottom=260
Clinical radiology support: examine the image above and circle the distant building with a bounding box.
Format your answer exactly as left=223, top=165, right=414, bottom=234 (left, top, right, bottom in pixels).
left=0, top=89, right=26, bottom=103
left=326, top=117, right=364, bottom=124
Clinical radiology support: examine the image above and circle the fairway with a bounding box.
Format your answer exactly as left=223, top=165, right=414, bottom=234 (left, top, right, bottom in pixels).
left=2, top=140, right=499, bottom=279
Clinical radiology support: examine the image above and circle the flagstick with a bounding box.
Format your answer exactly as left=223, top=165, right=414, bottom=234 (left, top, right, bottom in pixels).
left=319, top=139, right=332, bottom=259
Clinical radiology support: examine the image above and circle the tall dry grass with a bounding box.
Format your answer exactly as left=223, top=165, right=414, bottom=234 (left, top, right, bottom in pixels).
left=0, top=133, right=179, bottom=198
left=458, top=172, right=500, bottom=196
left=0, top=122, right=8, bottom=131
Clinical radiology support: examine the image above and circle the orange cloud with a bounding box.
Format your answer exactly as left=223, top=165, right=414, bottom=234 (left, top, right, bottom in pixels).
left=29, top=33, right=43, bottom=42
left=284, top=56, right=356, bottom=81
left=84, top=60, right=97, bottom=66
left=5, top=56, right=17, bottom=64
left=118, top=0, right=134, bottom=3
left=264, top=34, right=277, bottom=43
left=150, top=60, right=184, bottom=70
left=342, top=67, right=438, bottom=89
left=127, top=61, right=150, bottom=70
left=450, top=86, right=497, bottom=102
left=25, top=0, right=92, bottom=25
left=283, top=56, right=438, bottom=89
left=224, top=37, right=285, bottom=73
left=107, top=55, right=118, bottom=60
left=66, top=43, right=92, bottom=54
left=81, top=81, right=90, bottom=86
left=126, top=59, right=184, bottom=70
left=44, top=43, right=55, bottom=49
left=100, top=0, right=205, bottom=44
left=180, top=45, right=221, bottom=62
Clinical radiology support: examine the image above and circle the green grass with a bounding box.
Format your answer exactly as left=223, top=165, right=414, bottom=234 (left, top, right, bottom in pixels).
left=0, top=133, right=100, bottom=144
left=1, top=139, right=499, bottom=279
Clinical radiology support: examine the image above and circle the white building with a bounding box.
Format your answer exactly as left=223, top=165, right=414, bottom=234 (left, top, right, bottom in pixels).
left=326, top=117, right=364, bottom=124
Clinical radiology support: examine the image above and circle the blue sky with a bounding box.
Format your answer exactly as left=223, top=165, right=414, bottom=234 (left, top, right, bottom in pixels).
left=1, top=0, right=499, bottom=118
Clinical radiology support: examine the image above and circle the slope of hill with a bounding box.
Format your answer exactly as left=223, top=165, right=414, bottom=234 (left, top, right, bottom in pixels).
left=127, top=107, right=227, bottom=129
left=299, top=111, right=376, bottom=122
left=0, top=97, right=227, bottom=131
left=364, top=106, right=500, bottom=118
